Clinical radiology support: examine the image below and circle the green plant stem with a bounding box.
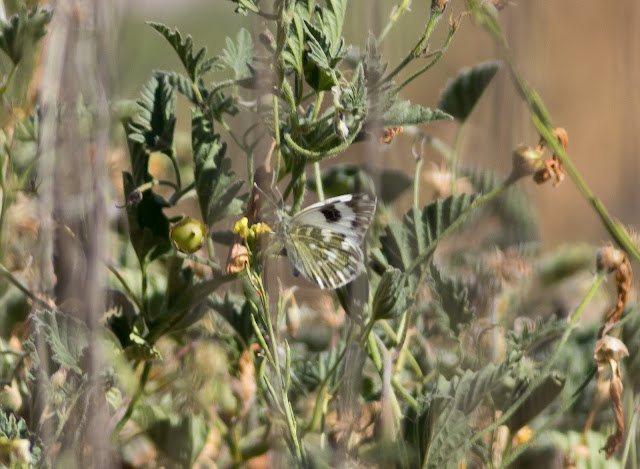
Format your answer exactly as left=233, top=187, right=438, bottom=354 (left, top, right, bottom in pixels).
left=406, top=181, right=509, bottom=275
left=168, top=181, right=195, bottom=206
left=471, top=2, right=640, bottom=264
left=314, top=162, right=325, bottom=201
left=394, top=26, right=455, bottom=93
left=273, top=94, right=282, bottom=179
left=114, top=361, right=152, bottom=435
left=0, top=263, right=53, bottom=311
left=107, top=263, right=144, bottom=313
left=413, top=156, right=423, bottom=208
left=382, top=7, right=443, bottom=85
left=377, top=0, right=412, bottom=44
left=498, top=366, right=598, bottom=468
left=449, top=123, right=465, bottom=193
left=282, top=121, right=363, bottom=161
left=471, top=272, right=605, bottom=447
left=0, top=64, right=17, bottom=98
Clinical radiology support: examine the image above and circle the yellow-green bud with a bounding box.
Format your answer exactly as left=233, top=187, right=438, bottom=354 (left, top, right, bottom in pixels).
left=170, top=217, right=208, bottom=253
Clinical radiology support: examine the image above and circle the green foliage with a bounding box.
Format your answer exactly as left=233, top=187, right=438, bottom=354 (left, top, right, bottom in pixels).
left=222, top=28, right=254, bottom=78
left=438, top=61, right=500, bottom=122
left=147, top=22, right=220, bottom=82
left=372, top=267, right=412, bottom=321
left=33, top=309, right=89, bottom=375
left=504, top=372, right=565, bottom=432
left=427, top=262, right=475, bottom=335
left=0, top=411, right=42, bottom=466
left=381, top=100, right=452, bottom=127
left=377, top=193, right=476, bottom=289
left=192, top=108, right=246, bottom=225
left=128, top=75, right=176, bottom=155
left=0, top=6, right=51, bottom=65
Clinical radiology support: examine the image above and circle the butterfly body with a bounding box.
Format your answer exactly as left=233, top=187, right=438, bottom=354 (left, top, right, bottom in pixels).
left=276, top=193, right=376, bottom=290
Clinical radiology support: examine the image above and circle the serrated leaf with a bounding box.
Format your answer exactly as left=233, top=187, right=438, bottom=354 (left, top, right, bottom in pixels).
left=372, top=267, right=412, bottom=321
left=438, top=61, right=500, bottom=122
left=342, top=63, right=367, bottom=117
left=147, top=22, right=212, bottom=82
left=428, top=262, right=475, bottom=335
left=222, top=28, right=253, bottom=79
left=0, top=6, right=51, bottom=64
left=283, top=8, right=307, bottom=77
left=128, top=75, right=176, bottom=155
left=33, top=309, right=88, bottom=375
left=303, top=20, right=345, bottom=91
left=321, top=0, right=347, bottom=55
left=377, top=193, right=476, bottom=290
left=123, top=172, right=172, bottom=265
left=192, top=108, right=246, bottom=225
left=382, top=100, right=452, bottom=127
left=158, top=71, right=208, bottom=105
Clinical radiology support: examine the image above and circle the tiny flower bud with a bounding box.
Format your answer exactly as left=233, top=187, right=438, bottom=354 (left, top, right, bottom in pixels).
left=170, top=217, right=208, bottom=253
left=510, top=144, right=543, bottom=180
left=233, top=217, right=250, bottom=239
left=596, top=245, right=626, bottom=273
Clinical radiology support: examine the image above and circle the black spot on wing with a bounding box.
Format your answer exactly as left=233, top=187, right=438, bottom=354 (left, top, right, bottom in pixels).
left=320, top=204, right=342, bottom=222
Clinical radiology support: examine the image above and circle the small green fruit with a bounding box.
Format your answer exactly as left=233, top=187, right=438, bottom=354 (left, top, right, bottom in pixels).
left=170, top=217, right=208, bottom=253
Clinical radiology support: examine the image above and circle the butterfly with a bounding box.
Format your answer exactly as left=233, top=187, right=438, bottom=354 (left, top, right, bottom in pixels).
left=273, top=193, right=377, bottom=290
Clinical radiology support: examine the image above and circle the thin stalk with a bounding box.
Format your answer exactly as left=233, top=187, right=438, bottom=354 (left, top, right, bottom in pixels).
left=413, top=156, right=423, bottom=208
left=471, top=273, right=605, bottom=446
left=378, top=0, right=412, bottom=44
left=106, top=263, right=144, bottom=312
left=394, top=26, right=455, bottom=93
left=113, top=362, right=152, bottom=435
left=314, top=162, right=324, bottom=202
left=0, top=263, right=52, bottom=311
left=472, top=3, right=640, bottom=264
left=0, top=63, right=17, bottom=98
left=450, top=123, right=465, bottom=193
left=382, top=7, right=443, bottom=86
left=273, top=94, right=282, bottom=180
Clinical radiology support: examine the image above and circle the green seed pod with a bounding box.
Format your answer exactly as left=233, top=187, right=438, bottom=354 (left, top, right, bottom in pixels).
left=170, top=217, right=208, bottom=253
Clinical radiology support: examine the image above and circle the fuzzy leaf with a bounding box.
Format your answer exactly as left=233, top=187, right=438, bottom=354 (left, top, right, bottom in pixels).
left=428, top=262, right=475, bottom=335
left=283, top=7, right=307, bottom=77
left=377, top=193, right=476, bottom=290
left=321, top=0, right=347, bottom=54
left=128, top=75, right=176, bottom=155
left=381, top=100, right=452, bottom=127
left=303, top=20, right=345, bottom=91
left=372, top=267, right=412, bottom=321
left=0, top=6, right=51, bottom=64
left=342, top=63, right=368, bottom=117
left=438, top=61, right=500, bottom=122
left=221, top=28, right=253, bottom=79
left=147, top=22, right=213, bottom=82
left=192, top=109, right=246, bottom=225
left=123, top=172, right=172, bottom=265
left=33, top=310, right=89, bottom=375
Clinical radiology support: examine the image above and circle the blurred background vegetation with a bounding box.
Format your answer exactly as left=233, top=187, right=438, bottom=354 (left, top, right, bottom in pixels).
left=116, top=0, right=640, bottom=249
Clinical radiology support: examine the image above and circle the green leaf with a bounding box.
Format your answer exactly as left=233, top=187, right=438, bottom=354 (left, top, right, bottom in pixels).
left=128, top=75, right=176, bottom=155
left=147, top=22, right=215, bottom=82
left=221, top=28, right=253, bottom=79
left=145, top=414, right=209, bottom=468
left=0, top=410, right=42, bottom=465
left=363, top=33, right=388, bottom=91
left=504, top=372, right=565, bottom=432
left=0, top=6, right=51, bottom=65
left=33, top=309, right=89, bottom=375
left=230, top=0, right=259, bottom=15
left=342, top=63, right=367, bottom=117
left=283, top=7, right=307, bottom=77
left=438, top=61, right=500, bottom=122
left=106, top=289, right=139, bottom=349
left=381, top=100, right=452, bottom=127
left=377, top=193, right=476, bottom=290
left=192, top=108, right=246, bottom=225
left=303, top=20, right=345, bottom=91
left=320, top=0, right=347, bottom=55
left=427, top=262, right=475, bottom=336
left=123, top=172, right=172, bottom=265
left=372, top=267, right=412, bottom=321
left=209, top=293, right=255, bottom=344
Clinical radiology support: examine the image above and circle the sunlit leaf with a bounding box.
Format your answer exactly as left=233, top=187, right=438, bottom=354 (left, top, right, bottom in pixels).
left=438, top=61, right=500, bottom=122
